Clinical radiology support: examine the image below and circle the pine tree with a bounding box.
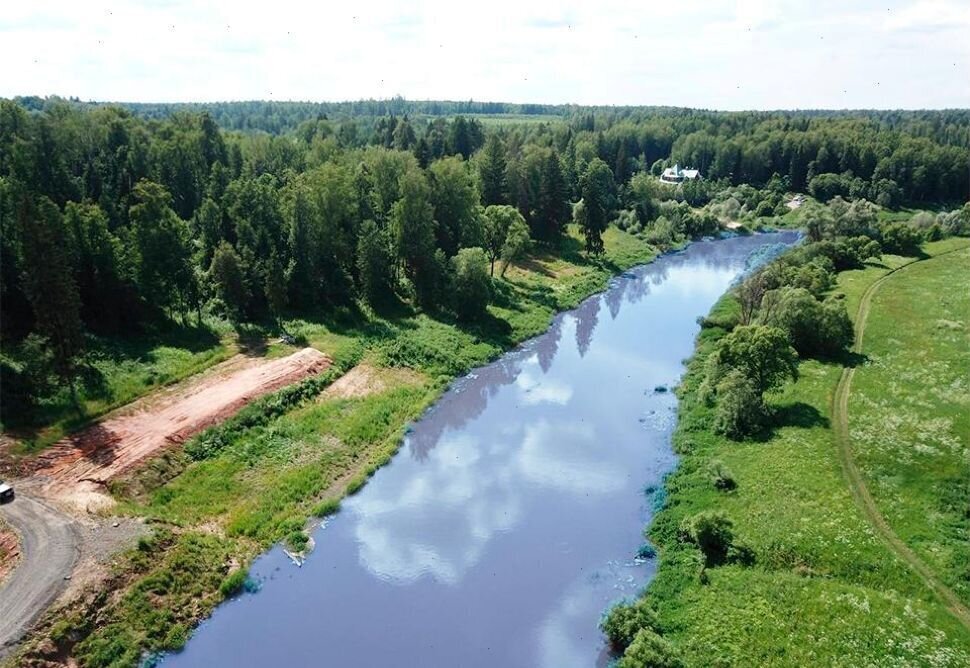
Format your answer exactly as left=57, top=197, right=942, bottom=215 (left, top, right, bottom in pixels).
left=391, top=169, right=437, bottom=301
left=356, top=219, right=392, bottom=305
left=577, top=158, right=615, bottom=255
left=20, top=195, right=84, bottom=402
left=614, top=142, right=630, bottom=184
left=479, top=135, right=507, bottom=206
left=208, top=241, right=249, bottom=321
left=537, top=150, right=570, bottom=242
left=265, top=250, right=288, bottom=326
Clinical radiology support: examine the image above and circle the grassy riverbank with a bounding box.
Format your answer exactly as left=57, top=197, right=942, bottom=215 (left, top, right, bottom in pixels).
left=12, top=226, right=658, bottom=668
left=639, top=238, right=970, bottom=666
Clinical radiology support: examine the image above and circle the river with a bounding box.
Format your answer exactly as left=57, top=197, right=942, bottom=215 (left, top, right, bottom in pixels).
left=163, top=232, right=798, bottom=668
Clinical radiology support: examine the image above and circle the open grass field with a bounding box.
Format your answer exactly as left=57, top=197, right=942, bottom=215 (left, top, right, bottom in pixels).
left=11, top=226, right=659, bottom=667
left=642, top=238, right=970, bottom=667
left=847, top=243, right=970, bottom=608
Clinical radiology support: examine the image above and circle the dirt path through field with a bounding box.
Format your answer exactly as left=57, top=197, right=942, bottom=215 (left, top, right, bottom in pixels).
left=26, top=348, right=330, bottom=511
left=832, top=246, right=970, bottom=631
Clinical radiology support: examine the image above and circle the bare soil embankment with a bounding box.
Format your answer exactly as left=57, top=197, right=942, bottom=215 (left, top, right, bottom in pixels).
left=12, top=348, right=330, bottom=511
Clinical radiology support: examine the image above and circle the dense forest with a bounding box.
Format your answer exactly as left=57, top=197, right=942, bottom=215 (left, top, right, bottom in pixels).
left=1, top=97, right=968, bottom=419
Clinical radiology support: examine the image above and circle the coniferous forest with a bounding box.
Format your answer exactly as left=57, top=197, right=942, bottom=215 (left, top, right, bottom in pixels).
left=2, top=97, right=969, bottom=421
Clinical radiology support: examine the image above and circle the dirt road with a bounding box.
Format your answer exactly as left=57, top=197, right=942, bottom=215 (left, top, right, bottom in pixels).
left=25, top=348, right=330, bottom=510
left=832, top=246, right=970, bottom=631
left=0, top=348, right=330, bottom=654
left=0, top=495, right=79, bottom=659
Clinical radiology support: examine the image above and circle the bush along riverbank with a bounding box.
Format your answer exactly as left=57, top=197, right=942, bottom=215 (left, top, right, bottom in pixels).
left=10, top=226, right=662, bottom=668
left=603, top=233, right=970, bottom=667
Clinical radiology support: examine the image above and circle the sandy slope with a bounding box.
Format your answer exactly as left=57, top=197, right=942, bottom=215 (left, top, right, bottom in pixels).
left=26, top=348, right=330, bottom=510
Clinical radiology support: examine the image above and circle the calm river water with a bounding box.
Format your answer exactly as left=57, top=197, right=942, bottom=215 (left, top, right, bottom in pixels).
left=164, top=232, right=798, bottom=668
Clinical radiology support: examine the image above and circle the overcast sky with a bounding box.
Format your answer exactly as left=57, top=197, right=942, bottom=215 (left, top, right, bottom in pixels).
left=1, top=0, right=968, bottom=109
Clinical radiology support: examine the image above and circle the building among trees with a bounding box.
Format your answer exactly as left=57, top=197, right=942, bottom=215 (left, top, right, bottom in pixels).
left=660, top=164, right=700, bottom=185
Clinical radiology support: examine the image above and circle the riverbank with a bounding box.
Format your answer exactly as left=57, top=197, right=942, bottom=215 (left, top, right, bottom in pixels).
left=8, top=226, right=661, bottom=667
left=638, top=237, right=970, bottom=666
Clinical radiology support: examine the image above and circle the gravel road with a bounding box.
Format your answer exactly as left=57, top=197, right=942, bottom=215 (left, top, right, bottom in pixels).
left=0, top=495, right=79, bottom=658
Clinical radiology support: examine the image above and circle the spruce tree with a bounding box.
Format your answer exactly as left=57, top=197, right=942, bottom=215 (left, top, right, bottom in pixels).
left=20, top=195, right=84, bottom=403
left=479, top=135, right=507, bottom=206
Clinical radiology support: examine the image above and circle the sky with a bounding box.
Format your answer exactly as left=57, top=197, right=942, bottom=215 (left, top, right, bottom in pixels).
left=1, top=0, right=969, bottom=110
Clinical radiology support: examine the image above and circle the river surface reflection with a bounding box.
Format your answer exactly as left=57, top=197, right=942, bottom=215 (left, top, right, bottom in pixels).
left=164, top=232, right=798, bottom=668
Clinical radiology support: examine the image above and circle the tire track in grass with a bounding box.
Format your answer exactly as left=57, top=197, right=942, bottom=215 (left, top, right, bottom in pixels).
left=832, top=243, right=970, bottom=631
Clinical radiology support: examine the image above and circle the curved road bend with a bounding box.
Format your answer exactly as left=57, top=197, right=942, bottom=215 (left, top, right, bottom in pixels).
left=0, top=494, right=79, bottom=659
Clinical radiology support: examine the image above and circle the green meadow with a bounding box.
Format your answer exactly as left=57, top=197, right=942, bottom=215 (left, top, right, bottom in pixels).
left=642, top=238, right=970, bottom=667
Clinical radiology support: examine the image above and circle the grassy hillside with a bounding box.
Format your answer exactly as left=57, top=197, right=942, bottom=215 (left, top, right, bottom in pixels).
left=641, top=238, right=970, bottom=666
left=2, top=325, right=236, bottom=453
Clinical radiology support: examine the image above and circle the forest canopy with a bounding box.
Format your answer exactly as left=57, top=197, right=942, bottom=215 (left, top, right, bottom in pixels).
left=1, top=96, right=968, bottom=418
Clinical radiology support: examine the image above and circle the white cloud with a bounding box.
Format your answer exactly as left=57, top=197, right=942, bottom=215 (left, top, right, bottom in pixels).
left=883, top=0, right=970, bottom=31
left=3, top=2, right=961, bottom=113
left=348, top=414, right=624, bottom=584
left=515, top=357, right=574, bottom=406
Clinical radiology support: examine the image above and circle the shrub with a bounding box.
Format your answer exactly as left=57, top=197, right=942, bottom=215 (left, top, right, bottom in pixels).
left=617, top=628, right=683, bottom=668
left=614, top=208, right=641, bottom=233
left=286, top=530, right=309, bottom=551
left=938, top=203, right=970, bottom=237
left=924, top=223, right=943, bottom=241
left=712, top=369, right=769, bottom=439
left=707, top=459, right=737, bottom=491
left=602, top=599, right=660, bottom=651
left=450, top=247, right=491, bottom=320
left=809, top=236, right=881, bottom=271
left=644, top=216, right=679, bottom=247
left=714, top=325, right=799, bottom=395
left=681, top=510, right=735, bottom=565
left=219, top=569, right=248, bottom=598
left=760, top=287, right=853, bottom=358
left=817, top=297, right=854, bottom=356
left=879, top=223, right=923, bottom=256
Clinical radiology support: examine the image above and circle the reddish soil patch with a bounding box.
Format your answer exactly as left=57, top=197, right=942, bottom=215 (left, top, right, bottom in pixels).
left=22, top=348, right=330, bottom=509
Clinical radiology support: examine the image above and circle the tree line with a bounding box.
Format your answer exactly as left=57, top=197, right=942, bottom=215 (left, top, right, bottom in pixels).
left=2, top=98, right=968, bottom=415
left=12, top=96, right=969, bottom=204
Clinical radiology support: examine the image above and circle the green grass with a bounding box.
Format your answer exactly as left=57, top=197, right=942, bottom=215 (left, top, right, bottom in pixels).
left=17, top=226, right=658, bottom=667
left=640, top=238, right=970, bottom=667
left=848, top=242, right=970, bottom=606
left=4, top=321, right=235, bottom=453
left=42, top=529, right=238, bottom=668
